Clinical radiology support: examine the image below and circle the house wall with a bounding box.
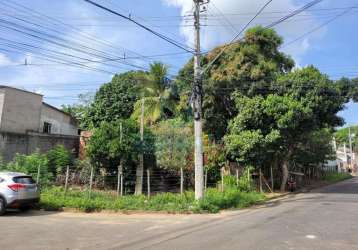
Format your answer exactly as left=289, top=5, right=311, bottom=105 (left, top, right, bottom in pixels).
left=0, top=87, right=42, bottom=134
left=40, top=104, right=78, bottom=136
left=0, top=131, right=79, bottom=162
left=0, top=89, right=5, bottom=126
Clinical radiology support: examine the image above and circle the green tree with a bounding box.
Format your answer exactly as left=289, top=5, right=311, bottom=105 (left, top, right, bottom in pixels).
left=335, top=125, right=358, bottom=148
left=176, top=26, right=295, bottom=139
left=86, top=71, right=145, bottom=128
left=153, top=119, right=193, bottom=171
left=131, top=62, right=177, bottom=125
left=86, top=119, right=141, bottom=171
left=335, top=77, right=358, bottom=102
left=225, top=67, right=347, bottom=191
left=61, top=92, right=93, bottom=130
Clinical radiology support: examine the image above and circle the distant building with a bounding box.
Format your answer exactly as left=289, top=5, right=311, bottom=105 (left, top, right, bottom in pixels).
left=0, top=85, right=79, bottom=162
left=79, top=131, right=92, bottom=160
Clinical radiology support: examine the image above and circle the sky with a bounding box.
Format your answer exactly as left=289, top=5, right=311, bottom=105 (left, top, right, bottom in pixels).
left=0, top=0, right=357, bottom=126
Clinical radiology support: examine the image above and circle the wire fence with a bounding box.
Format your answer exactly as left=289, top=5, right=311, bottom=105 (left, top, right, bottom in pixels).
left=34, top=162, right=340, bottom=198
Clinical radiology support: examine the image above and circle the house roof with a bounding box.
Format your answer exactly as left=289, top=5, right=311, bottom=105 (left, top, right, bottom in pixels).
left=42, top=102, right=78, bottom=124
left=0, top=85, right=77, bottom=123
left=0, top=85, right=43, bottom=96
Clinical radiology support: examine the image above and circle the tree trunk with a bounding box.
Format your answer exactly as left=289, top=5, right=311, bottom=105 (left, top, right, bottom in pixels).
left=135, top=156, right=144, bottom=195
left=280, top=160, right=289, bottom=192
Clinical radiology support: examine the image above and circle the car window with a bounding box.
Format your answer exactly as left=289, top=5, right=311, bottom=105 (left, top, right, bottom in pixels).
left=13, top=176, right=35, bottom=184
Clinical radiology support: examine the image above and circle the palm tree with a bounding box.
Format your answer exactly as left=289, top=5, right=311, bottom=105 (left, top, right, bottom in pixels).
left=132, top=62, right=177, bottom=195
left=131, top=62, right=176, bottom=125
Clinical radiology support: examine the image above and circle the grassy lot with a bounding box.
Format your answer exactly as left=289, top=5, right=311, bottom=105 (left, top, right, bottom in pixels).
left=323, top=172, right=352, bottom=183
left=39, top=186, right=266, bottom=213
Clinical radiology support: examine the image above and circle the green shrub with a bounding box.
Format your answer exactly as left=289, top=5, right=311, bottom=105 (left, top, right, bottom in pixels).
left=323, top=172, right=352, bottom=183
left=222, top=168, right=254, bottom=192
left=1, top=152, right=52, bottom=185
left=47, top=145, right=73, bottom=176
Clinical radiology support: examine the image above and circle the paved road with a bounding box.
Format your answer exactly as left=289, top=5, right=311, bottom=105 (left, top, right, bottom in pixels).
left=1, top=178, right=358, bottom=250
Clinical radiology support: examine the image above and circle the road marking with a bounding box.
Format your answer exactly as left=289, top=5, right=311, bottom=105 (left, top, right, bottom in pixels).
left=306, top=235, right=317, bottom=239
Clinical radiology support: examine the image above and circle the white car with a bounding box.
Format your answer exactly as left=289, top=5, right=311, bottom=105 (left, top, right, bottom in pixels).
left=0, top=172, right=40, bottom=215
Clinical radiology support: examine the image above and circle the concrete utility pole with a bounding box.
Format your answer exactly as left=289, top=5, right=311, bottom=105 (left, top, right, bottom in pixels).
left=193, top=0, right=204, bottom=200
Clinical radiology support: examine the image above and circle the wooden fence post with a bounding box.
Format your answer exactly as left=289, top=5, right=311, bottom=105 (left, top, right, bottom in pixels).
left=36, top=164, right=41, bottom=185
left=117, top=165, right=121, bottom=197
left=270, top=166, right=274, bottom=192
left=89, top=165, right=94, bottom=199
left=221, top=167, right=224, bottom=192
left=180, top=167, right=184, bottom=195
left=204, top=168, right=208, bottom=191
left=236, top=168, right=239, bottom=187
left=64, top=165, right=70, bottom=195
left=147, top=169, right=151, bottom=199
left=259, top=168, right=263, bottom=193
left=120, top=172, right=124, bottom=197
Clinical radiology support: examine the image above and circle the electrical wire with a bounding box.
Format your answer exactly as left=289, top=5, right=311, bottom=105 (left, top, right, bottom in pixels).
left=282, top=5, right=356, bottom=48
left=82, top=0, right=195, bottom=53
left=202, top=0, right=323, bottom=75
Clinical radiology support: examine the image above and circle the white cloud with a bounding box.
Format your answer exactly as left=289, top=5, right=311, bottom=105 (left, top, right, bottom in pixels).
left=0, top=53, right=17, bottom=66
left=163, top=0, right=325, bottom=64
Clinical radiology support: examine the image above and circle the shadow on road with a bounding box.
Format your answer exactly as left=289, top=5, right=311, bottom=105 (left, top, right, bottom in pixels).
left=3, top=209, right=59, bottom=217
left=310, top=177, right=358, bottom=194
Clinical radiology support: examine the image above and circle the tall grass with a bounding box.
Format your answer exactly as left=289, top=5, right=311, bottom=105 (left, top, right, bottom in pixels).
left=323, top=172, right=352, bottom=183
left=40, top=186, right=266, bottom=213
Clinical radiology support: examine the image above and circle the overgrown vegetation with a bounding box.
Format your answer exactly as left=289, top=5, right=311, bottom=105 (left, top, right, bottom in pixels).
left=0, top=147, right=73, bottom=185
left=40, top=186, right=265, bottom=213
left=323, top=172, right=352, bottom=183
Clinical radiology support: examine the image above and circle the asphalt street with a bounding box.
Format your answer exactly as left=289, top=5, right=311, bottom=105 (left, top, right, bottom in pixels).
left=1, top=177, right=358, bottom=250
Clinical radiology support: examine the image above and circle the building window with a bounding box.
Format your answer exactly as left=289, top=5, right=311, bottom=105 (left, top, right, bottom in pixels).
left=43, top=122, right=52, bottom=134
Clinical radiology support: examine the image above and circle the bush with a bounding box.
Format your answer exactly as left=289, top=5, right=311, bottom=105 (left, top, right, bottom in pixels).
left=323, top=172, right=352, bottom=183
left=47, top=145, right=73, bottom=176
left=222, top=168, right=254, bottom=192
left=0, top=152, right=53, bottom=185
left=40, top=186, right=266, bottom=213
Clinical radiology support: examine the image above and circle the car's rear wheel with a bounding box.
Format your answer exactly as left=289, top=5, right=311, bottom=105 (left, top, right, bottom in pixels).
left=0, top=197, right=6, bottom=216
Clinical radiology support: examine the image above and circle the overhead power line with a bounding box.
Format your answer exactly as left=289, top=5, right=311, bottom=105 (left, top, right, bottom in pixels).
left=202, top=0, right=274, bottom=75
left=282, top=5, right=356, bottom=48
left=82, top=0, right=195, bottom=54
left=202, top=0, right=324, bottom=75
left=1, top=0, right=176, bottom=71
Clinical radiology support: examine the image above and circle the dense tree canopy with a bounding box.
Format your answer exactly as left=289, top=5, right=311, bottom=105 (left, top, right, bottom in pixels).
left=86, top=119, right=141, bottom=170
left=152, top=118, right=193, bottom=172
left=225, top=67, right=347, bottom=190
left=176, top=26, right=295, bottom=139
left=62, top=92, right=93, bottom=130
left=86, top=71, right=145, bottom=128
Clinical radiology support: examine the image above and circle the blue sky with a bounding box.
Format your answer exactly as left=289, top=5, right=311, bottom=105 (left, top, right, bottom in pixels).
left=0, top=0, right=357, bottom=126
